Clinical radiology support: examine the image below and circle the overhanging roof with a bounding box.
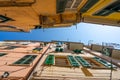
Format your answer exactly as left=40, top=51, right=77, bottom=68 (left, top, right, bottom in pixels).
left=0, top=0, right=120, bottom=32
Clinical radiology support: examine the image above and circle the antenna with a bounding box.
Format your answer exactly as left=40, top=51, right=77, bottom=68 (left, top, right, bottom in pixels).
left=76, top=23, right=77, bottom=30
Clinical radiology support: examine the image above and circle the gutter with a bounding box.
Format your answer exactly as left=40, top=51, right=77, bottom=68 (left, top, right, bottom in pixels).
left=26, top=43, right=51, bottom=80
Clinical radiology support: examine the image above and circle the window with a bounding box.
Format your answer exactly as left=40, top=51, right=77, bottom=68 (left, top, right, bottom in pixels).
left=56, top=0, right=68, bottom=13
left=73, top=0, right=82, bottom=8
left=34, top=25, right=42, bottom=29
left=80, top=0, right=99, bottom=13
left=94, top=10, right=114, bottom=16
left=0, top=15, right=13, bottom=23
left=5, top=46, right=19, bottom=49
left=33, top=47, right=42, bottom=51
left=0, top=53, right=7, bottom=57
left=0, top=25, right=25, bottom=32
left=93, top=1, right=120, bottom=16
left=67, top=55, right=80, bottom=67
left=105, top=1, right=120, bottom=12
left=13, top=55, right=37, bottom=65
left=65, top=0, right=73, bottom=8
left=44, top=55, right=54, bottom=65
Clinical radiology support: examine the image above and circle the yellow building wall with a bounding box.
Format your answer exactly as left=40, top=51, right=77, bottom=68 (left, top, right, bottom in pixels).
left=32, top=0, right=56, bottom=15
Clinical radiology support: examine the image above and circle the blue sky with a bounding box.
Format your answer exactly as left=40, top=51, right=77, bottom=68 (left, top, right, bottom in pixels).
left=0, top=23, right=120, bottom=45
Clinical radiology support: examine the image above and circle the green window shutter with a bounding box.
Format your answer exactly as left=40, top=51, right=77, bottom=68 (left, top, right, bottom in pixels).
left=80, top=0, right=99, bottom=13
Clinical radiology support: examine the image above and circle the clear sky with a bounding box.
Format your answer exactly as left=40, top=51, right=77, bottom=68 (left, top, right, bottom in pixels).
left=0, top=23, right=120, bottom=45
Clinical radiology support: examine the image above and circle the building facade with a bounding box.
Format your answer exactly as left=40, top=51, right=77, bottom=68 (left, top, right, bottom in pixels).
left=0, top=0, right=120, bottom=32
